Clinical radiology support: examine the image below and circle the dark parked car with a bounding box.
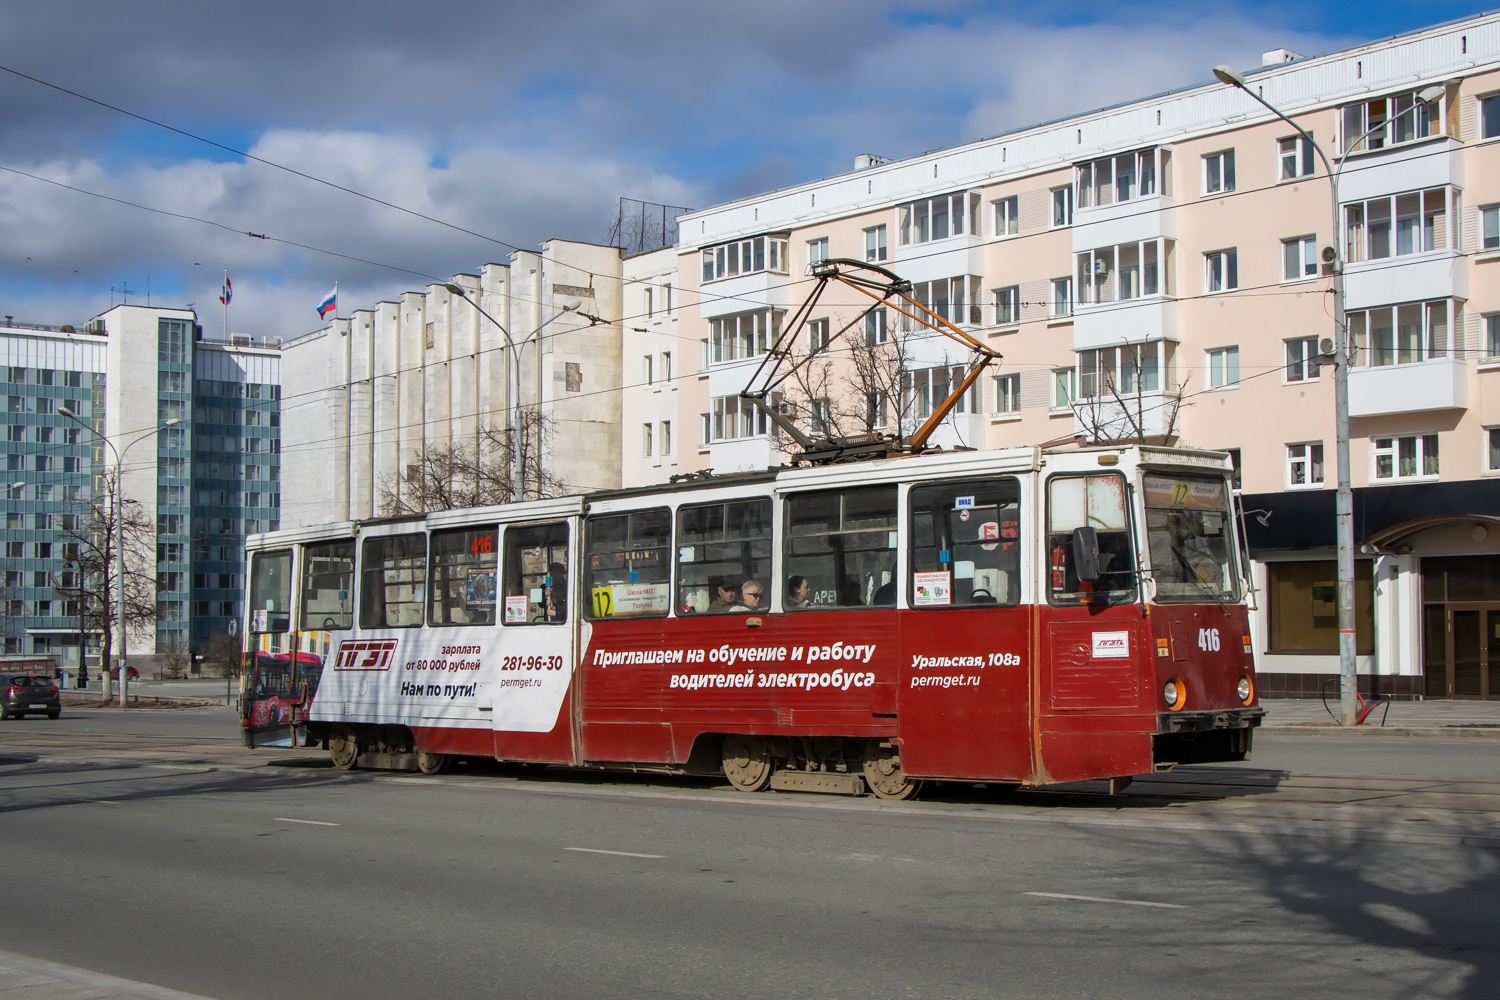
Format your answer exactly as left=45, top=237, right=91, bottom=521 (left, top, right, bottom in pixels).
left=1, top=674, right=60, bottom=719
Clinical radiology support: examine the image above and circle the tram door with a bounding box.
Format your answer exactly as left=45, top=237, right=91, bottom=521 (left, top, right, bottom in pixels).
left=492, top=519, right=578, bottom=761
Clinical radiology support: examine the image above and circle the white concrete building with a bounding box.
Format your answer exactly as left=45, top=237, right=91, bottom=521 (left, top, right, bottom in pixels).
left=620, top=247, right=684, bottom=486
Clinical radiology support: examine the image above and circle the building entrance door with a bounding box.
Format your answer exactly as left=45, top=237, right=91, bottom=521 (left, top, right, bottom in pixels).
left=1421, top=555, right=1500, bottom=700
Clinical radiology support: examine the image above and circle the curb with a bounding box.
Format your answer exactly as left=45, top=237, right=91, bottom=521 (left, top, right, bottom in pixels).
left=0, top=948, right=217, bottom=1000
left=1262, top=724, right=1500, bottom=739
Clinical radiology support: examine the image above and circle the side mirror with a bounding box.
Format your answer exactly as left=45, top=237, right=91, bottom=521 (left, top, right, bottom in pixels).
left=1072, top=526, right=1100, bottom=582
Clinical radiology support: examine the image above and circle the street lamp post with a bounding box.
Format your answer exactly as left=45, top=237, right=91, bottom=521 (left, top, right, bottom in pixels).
left=443, top=284, right=585, bottom=501
left=57, top=407, right=180, bottom=707
left=1212, top=65, right=1443, bottom=726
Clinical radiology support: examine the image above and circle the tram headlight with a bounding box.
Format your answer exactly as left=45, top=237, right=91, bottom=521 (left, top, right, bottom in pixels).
left=1237, top=675, right=1254, bottom=705
left=1163, top=678, right=1187, bottom=711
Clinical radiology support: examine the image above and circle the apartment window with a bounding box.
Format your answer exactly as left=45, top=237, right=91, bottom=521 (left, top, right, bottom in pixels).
left=866, top=391, right=888, bottom=428
left=1486, top=314, right=1500, bottom=359
left=905, top=366, right=977, bottom=420
left=663, top=284, right=672, bottom=314
left=808, top=318, right=830, bottom=355
left=896, top=276, right=983, bottom=330
left=5, top=542, right=21, bottom=558
left=661, top=352, right=672, bottom=382
left=993, top=373, right=1021, bottom=414
left=1340, top=90, right=1443, bottom=153
left=661, top=421, right=672, bottom=456
left=1374, top=434, right=1439, bottom=480
left=1077, top=342, right=1169, bottom=399
left=7, top=367, right=23, bottom=383
left=1203, top=150, right=1235, bottom=194
left=806, top=237, right=829, bottom=269
left=33, top=397, right=53, bottom=415
left=993, top=286, right=1020, bottom=326
left=700, top=235, right=788, bottom=282
left=6, top=396, right=19, bottom=412
left=898, top=190, right=980, bottom=245
left=33, top=455, right=52, bottom=472
left=710, top=395, right=770, bottom=442
left=1207, top=346, right=1240, bottom=388
left=1487, top=427, right=1500, bottom=472
left=864, top=225, right=887, bottom=262
left=1053, top=369, right=1075, bottom=409
left=1285, top=337, right=1321, bottom=382
left=1344, top=189, right=1450, bottom=262
left=1287, top=442, right=1324, bottom=487
left=1347, top=301, right=1453, bottom=367
left=35, top=425, right=52, bottom=444
left=35, top=369, right=53, bottom=386
left=709, top=309, right=781, bottom=363
left=158, top=318, right=190, bottom=364
left=1076, top=239, right=1173, bottom=304
left=1204, top=249, right=1238, bottom=293
left=993, top=195, right=1019, bottom=237
left=1051, top=186, right=1073, bottom=227
left=1484, top=94, right=1500, bottom=140
left=643, top=355, right=653, bottom=385
left=642, top=423, right=653, bottom=458
left=6, top=425, right=22, bottom=442
left=1481, top=205, right=1498, bottom=251
left=1282, top=235, right=1318, bottom=280
left=1075, top=147, right=1165, bottom=208
left=644, top=286, right=655, bottom=319
left=864, top=308, right=887, bottom=345
left=1279, top=134, right=1316, bottom=180
left=34, top=542, right=51, bottom=559
left=809, top=398, right=833, bottom=436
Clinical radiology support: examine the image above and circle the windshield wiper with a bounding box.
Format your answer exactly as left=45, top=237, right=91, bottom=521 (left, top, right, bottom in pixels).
left=1164, top=540, right=1231, bottom=613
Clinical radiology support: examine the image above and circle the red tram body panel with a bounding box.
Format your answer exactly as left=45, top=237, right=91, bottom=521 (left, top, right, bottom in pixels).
left=242, top=446, right=1262, bottom=795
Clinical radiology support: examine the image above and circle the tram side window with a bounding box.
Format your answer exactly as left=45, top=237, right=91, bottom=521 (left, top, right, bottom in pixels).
left=784, top=486, right=898, bottom=609
left=677, top=498, right=772, bottom=614
left=502, top=521, right=570, bottom=625
left=359, top=533, right=427, bottom=629
left=300, top=540, right=354, bottom=631
left=429, top=526, right=499, bottom=626
left=248, top=549, right=292, bottom=633
left=909, top=478, right=1021, bottom=608
left=585, top=509, right=672, bottom=619
left=1047, top=474, right=1137, bottom=605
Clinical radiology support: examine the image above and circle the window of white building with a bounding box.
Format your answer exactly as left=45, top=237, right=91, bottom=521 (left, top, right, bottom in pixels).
left=661, top=352, right=672, bottom=382
left=1287, top=442, right=1324, bottom=487
left=1202, top=149, right=1235, bottom=194
left=709, top=309, right=782, bottom=364
left=1075, top=147, right=1168, bottom=208
left=1285, top=337, right=1321, bottom=382
left=1077, top=341, right=1171, bottom=399
left=1076, top=239, right=1173, bottom=304
left=898, top=276, right=983, bottom=330
left=1344, top=188, right=1451, bottom=262
left=1204, top=249, right=1238, bottom=293
left=1282, top=235, right=1318, bottom=281
left=1347, top=300, right=1455, bottom=367
left=993, top=196, right=1019, bottom=237
left=1206, top=346, right=1239, bottom=388
left=643, top=424, right=653, bottom=457
left=864, top=225, right=887, bottom=262
left=661, top=421, right=672, bottom=456
left=906, top=366, right=977, bottom=419
left=993, top=373, right=1021, bottom=414
left=898, top=191, right=980, bottom=245
left=700, top=235, right=789, bottom=283
left=710, top=395, right=770, bottom=442
left=1373, top=433, right=1439, bottom=480
left=1279, top=134, right=1316, bottom=180
left=993, top=285, right=1020, bottom=326
left=1340, top=89, right=1444, bottom=153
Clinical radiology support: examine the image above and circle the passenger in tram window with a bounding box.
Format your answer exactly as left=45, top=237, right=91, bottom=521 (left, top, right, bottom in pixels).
left=731, top=580, right=764, bottom=612
left=839, top=579, right=865, bottom=606
left=541, top=562, right=568, bottom=621
left=708, top=581, right=739, bottom=613
left=872, top=578, right=896, bottom=606
left=786, top=575, right=811, bottom=609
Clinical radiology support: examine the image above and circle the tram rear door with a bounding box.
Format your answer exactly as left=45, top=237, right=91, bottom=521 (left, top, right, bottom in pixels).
left=491, top=519, right=578, bottom=762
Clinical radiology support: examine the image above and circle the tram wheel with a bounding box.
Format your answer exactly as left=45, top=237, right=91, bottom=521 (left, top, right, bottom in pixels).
left=722, top=734, right=773, bottom=792
left=416, top=751, right=451, bottom=775
left=328, top=729, right=359, bottom=771
left=861, top=738, right=922, bottom=801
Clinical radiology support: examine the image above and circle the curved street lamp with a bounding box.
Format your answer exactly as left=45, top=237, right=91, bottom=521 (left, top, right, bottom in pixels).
left=1213, top=64, right=1444, bottom=725
left=58, top=406, right=180, bottom=706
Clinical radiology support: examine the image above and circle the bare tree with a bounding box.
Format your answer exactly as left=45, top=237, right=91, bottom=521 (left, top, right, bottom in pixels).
left=1072, top=340, right=1190, bottom=445
left=203, top=631, right=241, bottom=679
left=844, top=325, right=920, bottom=446
left=153, top=635, right=190, bottom=679
left=377, top=410, right=564, bottom=515
left=55, top=470, right=158, bottom=690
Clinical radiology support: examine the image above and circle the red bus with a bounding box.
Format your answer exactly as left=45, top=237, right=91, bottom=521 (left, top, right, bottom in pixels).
left=241, top=445, right=1261, bottom=798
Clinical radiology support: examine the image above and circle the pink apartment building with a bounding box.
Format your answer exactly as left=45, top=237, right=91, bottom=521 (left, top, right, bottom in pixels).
left=620, top=12, right=1500, bottom=700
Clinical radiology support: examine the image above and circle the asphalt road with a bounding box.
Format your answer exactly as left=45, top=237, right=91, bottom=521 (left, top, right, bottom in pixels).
left=0, top=717, right=1496, bottom=999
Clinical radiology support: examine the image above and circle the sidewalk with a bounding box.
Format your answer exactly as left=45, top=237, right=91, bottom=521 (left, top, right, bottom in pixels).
left=1261, top=696, right=1500, bottom=736
left=0, top=950, right=214, bottom=1000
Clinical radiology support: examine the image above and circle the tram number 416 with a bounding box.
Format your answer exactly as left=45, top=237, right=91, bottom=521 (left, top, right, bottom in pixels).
left=1197, top=628, right=1221, bottom=652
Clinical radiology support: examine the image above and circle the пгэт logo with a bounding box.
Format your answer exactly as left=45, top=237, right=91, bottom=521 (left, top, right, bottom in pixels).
left=333, top=638, right=399, bottom=671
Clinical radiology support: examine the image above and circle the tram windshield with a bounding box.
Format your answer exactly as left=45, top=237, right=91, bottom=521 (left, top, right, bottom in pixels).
left=1143, top=473, right=1240, bottom=604
left=1046, top=474, right=1138, bottom=605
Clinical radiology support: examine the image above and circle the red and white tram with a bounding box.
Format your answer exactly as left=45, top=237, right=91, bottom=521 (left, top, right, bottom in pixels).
left=241, top=444, right=1261, bottom=799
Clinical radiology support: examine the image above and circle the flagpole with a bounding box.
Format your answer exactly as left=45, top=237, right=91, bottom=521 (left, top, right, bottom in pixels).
left=334, top=281, right=339, bottom=321
left=222, top=269, right=228, bottom=341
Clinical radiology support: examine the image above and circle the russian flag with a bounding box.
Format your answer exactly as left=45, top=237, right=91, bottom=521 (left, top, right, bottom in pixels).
left=218, top=274, right=232, bottom=305
left=317, top=286, right=337, bottom=320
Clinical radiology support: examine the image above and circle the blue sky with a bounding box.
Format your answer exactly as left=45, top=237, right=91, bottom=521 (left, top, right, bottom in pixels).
left=0, top=0, right=1486, bottom=335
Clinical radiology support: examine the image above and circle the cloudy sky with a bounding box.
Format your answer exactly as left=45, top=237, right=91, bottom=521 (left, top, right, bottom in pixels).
left=0, top=0, right=1478, bottom=337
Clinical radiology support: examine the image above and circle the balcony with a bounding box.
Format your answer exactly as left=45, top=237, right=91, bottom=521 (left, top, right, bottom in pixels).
left=1348, top=357, right=1466, bottom=417
left=700, top=270, right=791, bottom=319
left=1072, top=391, right=1182, bottom=442
left=1343, top=250, right=1464, bottom=309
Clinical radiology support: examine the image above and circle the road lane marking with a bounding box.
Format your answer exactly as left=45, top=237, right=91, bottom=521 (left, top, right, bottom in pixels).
left=564, top=847, right=664, bottom=859
left=1025, top=891, right=1187, bottom=909
left=273, top=817, right=341, bottom=826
